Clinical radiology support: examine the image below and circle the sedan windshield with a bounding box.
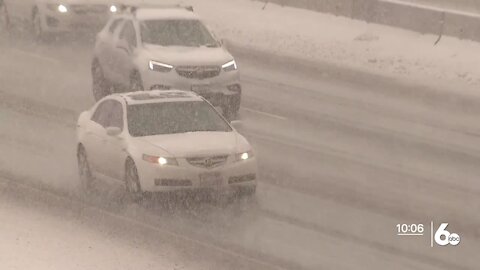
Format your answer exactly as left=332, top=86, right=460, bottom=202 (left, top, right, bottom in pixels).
left=140, top=19, right=219, bottom=47
left=127, top=101, right=232, bottom=137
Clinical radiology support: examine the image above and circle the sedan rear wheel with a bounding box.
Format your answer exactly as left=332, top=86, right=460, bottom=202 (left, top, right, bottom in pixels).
left=0, top=4, right=9, bottom=34
left=77, top=146, right=94, bottom=193
left=32, top=10, right=43, bottom=42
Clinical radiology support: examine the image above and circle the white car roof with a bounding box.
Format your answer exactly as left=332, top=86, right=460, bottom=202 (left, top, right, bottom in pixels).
left=119, top=90, right=204, bottom=105
left=135, top=8, right=199, bottom=21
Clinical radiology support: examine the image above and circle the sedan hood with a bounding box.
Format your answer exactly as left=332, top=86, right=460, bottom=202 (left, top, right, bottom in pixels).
left=137, top=131, right=239, bottom=158
left=143, top=44, right=233, bottom=66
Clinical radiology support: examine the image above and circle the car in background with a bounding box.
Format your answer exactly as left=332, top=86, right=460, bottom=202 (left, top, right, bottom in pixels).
left=2, top=0, right=119, bottom=40
left=76, top=90, right=257, bottom=200
left=91, top=5, right=242, bottom=118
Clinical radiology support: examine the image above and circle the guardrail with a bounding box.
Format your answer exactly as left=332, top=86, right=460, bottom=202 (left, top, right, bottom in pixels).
left=260, top=0, right=480, bottom=42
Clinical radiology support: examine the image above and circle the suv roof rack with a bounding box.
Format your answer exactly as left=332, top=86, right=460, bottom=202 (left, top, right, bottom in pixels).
left=118, top=4, right=194, bottom=15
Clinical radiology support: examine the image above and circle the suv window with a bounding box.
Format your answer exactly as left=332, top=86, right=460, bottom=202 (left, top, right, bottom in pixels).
left=120, top=21, right=137, bottom=48
left=108, top=19, right=123, bottom=34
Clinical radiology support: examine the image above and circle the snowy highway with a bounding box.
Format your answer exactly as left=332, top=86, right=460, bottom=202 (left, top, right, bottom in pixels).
left=0, top=32, right=479, bottom=269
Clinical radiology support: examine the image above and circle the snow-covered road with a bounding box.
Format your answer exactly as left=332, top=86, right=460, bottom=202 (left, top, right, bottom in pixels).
left=0, top=33, right=478, bottom=269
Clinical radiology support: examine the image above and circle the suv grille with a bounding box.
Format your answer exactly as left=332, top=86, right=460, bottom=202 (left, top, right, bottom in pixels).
left=187, top=155, right=228, bottom=169
left=176, top=66, right=221, bottom=80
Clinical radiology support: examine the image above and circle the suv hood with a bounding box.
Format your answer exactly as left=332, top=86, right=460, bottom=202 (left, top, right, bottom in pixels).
left=137, top=131, right=239, bottom=158
left=143, top=44, right=233, bottom=66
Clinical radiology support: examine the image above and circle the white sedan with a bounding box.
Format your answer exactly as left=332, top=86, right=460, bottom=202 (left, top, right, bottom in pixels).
left=76, top=90, right=257, bottom=200
left=2, top=0, right=118, bottom=40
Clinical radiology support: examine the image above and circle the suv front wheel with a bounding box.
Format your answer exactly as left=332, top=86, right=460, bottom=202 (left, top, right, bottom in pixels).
left=92, top=59, right=111, bottom=101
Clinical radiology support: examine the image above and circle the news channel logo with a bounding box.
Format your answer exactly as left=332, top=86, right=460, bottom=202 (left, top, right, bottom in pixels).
left=396, top=222, right=460, bottom=247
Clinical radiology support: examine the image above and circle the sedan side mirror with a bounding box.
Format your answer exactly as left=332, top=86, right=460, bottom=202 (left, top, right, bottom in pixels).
left=106, top=126, right=122, bottom=136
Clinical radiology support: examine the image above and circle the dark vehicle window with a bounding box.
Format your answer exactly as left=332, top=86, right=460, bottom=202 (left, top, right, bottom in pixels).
left=127, top=101, right=231, bottom=137
left=140, top=19, right=218, bottom=47
left=108, top=19, right=123, bottom=34
left=91, top=100, right=113, bottom=128
left=91, top=100, right=123, bottom=130
left=120, top=21, right=137, bottom=48
left=109, top=101, right=124, bottom=130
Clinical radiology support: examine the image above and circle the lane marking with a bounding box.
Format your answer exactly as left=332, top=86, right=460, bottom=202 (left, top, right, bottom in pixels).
left=241, top=107, right=288, bottom=121
left=0, top=176, right=287, bottom=270
left=10, top=48, right=60, bottom=65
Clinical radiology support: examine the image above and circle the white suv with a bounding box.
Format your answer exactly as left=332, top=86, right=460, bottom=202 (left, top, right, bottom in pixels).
left=91, top=5, right=242, bottom=118
left=76, top=90, right=257, bottom=200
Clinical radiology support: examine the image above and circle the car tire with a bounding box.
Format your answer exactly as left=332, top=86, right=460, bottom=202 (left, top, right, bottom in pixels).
left=236, top=186, right=256, bottom=200
left=130, top=71, right=144, bottom=91
left=125, top=158, right=143, bottom=203
left=32, top=9, right=44, bottom=42
left=77, top=145, right=94, bottom=193
left=92, top=59, right=111, bottom=101
left=0, top=3, right=10, bottom=34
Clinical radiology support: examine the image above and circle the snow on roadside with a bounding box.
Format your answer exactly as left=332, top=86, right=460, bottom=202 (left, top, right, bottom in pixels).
left=185, top=0, right=480, bottom=91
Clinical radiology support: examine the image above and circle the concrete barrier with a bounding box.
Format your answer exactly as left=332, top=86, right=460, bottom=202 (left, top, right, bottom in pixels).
left=258, top=0, right=480, bottom=42
left=261, top=0, right=354, bottom=17
left=444, top=11, right=480, bottom=41
left=375, top=0, right=444, bottom=34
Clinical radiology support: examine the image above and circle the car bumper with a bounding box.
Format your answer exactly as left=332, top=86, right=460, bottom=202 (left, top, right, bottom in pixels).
left=136, top=156, right=257, bottom=193
left=141, top=68, right=242, bottom=112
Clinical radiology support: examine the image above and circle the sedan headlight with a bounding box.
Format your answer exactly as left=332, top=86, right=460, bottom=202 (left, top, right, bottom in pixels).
left=222, top=59, right=237, bottom=72
left=235, top=151, right=254, bottom=162
left=46, top=4, right=68, bottom=13
left=143, top=154, right=178, bottom=166
left=109, top=5, right=118, bottom=13
left=149, top=60, right=174, bottom=72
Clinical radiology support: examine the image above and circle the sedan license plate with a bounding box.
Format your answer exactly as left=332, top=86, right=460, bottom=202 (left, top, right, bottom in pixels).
left=191, top=84, right=210, bottom=93
left=199, top=171, right=223, bottom=187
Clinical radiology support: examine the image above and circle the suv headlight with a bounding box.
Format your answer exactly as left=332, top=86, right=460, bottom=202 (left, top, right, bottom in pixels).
left=143, top=154, right=178, bottom=166
left=149, top=60, right=173, bottom=72
left=235, top=151, right=253, bottom=162
left=222, top=59, right=237, bottom=72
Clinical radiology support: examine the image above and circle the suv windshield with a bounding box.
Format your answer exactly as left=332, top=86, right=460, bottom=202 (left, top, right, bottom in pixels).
left=140, top=19, right=218, bottom=47
left=127, top=101, right=232, bottom=137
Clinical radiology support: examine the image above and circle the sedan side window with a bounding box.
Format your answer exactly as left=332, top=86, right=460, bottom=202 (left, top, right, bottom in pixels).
left=91, top=100, right=113, bottom=128
left=108, top=101, right=124, bottom=131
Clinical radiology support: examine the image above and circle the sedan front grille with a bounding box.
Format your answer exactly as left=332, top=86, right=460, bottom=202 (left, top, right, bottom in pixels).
left=71, top=5, right=108, bottom=15
left=187, top=155, right=228, bottom=169
left=176, top=66, right=221, bottom=80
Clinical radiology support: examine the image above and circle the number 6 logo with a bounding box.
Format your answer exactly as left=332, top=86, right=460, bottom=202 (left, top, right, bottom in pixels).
left=434, top=223, right=460, bottom=246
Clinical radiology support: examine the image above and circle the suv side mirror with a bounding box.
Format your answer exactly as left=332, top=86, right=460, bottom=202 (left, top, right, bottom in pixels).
left=106, top=126, right=122, bottom=136
left=221, top=38, right=229, bottom=49
left=116, top=39, right=130, bottom=54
